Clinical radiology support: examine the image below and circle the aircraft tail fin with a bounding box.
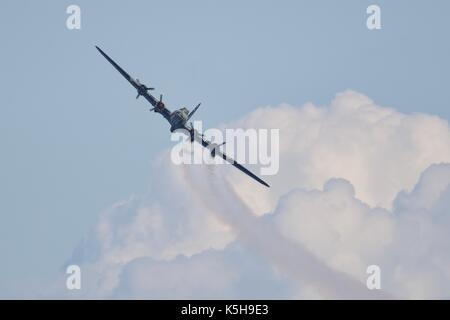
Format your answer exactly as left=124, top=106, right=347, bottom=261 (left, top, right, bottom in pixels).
left=187, top=103, right=201, bottom=121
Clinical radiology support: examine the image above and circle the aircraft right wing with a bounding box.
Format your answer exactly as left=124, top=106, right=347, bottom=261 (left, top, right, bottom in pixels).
left=194, top=131, right=270, bottom=188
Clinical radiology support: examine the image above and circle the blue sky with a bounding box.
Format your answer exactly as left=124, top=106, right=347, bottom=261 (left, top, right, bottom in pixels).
left=0, top=0, right=449, bottom=294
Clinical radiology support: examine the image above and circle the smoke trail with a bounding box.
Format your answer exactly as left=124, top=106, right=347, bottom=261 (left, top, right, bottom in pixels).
left=183, top=163, right=390, bottom=299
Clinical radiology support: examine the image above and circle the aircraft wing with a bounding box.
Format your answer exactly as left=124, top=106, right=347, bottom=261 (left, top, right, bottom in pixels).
left=95, top=46, right=159, bottom=107
left=194, top=132, right=270, bottom=188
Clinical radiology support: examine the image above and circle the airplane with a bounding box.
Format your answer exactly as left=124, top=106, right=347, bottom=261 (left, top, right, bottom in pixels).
left=95, top=46, right=270, bottom=188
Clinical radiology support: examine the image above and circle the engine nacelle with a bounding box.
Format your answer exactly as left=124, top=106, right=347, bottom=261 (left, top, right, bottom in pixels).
left=209, top=142, right=225, bottom=158
left=210, top=145, right=217, bottom=158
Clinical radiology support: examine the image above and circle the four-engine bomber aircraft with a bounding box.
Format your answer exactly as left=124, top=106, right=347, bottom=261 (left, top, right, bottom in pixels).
left=96, top=46, right=270, bottom=188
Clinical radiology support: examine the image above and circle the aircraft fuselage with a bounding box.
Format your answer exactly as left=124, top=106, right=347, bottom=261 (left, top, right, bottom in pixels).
left=169, top=108, right=190, bottom=132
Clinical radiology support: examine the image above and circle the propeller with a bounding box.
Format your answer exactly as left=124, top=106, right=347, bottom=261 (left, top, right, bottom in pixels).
left=150, top=94, right=164, bottom=111
left=210, top=142, right=226, bottom=157
left=135, top=79, right=154, bottom=99
left=135, top=79, right=142, bottom=99
left=189, top=127, right=195, bottom=142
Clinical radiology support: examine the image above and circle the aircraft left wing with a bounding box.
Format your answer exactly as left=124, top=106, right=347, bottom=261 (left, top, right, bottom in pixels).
left=95, top=46, right=159, bottom=107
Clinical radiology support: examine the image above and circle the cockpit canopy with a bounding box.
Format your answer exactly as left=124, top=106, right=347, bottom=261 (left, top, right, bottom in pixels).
left=176, top=108, right=189, bottom=120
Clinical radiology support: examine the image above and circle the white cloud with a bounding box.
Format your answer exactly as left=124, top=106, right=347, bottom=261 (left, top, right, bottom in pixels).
left=112, top=244, right=291, bottom=299
left=61, top=90, right=450, bottom=299
left=274, top=164, right=450, bottom=299
left=227, top=90, right=450, bottom=213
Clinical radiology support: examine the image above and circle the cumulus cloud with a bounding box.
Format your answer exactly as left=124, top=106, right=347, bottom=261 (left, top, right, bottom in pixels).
left=274, top=166, right=450, bottom=299
left=227, top=90, right=450, bottom=213
left=62, top=90, right=450, bottom=299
